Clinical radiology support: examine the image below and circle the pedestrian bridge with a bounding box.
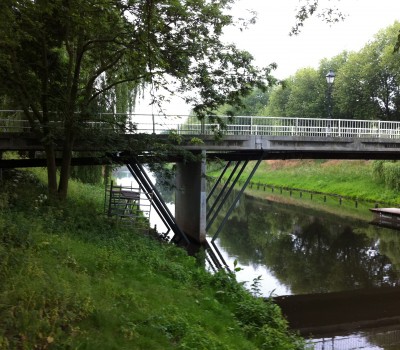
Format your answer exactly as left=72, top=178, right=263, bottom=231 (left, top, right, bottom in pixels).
left=2, top=111, right=400, bottom=160
left=2, top=111, right=400, bottom=269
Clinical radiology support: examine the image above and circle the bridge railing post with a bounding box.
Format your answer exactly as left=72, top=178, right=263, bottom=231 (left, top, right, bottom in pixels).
left=378, top=120, right=381, bottom=138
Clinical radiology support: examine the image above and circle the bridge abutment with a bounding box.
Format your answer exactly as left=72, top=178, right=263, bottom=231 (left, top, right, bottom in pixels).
left=175, top=152, right=207, bottom=244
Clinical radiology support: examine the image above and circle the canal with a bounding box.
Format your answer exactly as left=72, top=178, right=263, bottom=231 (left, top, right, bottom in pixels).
left=211, top=189, right=400, bottom=350
left=115, top=168, right=400, bottom=349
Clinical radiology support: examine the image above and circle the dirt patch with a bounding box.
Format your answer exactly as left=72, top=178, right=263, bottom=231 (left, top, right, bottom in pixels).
left=319, top=159, right=342, bottom=167
left=264, top=159, right=313, bottom=170
left=320, top=159, right=370, bottom=168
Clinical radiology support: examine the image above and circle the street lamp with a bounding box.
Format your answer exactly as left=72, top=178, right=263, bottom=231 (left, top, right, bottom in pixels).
left=326, top=70, right=335, bottom=118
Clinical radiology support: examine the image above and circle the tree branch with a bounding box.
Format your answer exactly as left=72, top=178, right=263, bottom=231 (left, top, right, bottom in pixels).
left=87, top=75, right=149, bottom=104
left=83, top=50, right=126, bottom=105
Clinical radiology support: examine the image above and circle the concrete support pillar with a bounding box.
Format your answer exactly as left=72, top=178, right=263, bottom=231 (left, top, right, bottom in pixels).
left=175, top=152, right=207, bottom=244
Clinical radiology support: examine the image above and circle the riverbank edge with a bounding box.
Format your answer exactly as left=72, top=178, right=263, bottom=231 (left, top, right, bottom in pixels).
left=0, top=168, right=306, bottom=350
left=209, top=160, right=398, bottom=222
left=243, top=184, right=375, bottom=222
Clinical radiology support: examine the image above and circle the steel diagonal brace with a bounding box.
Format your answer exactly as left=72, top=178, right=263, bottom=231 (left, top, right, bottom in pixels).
left=207, top=160, right=241, bottom=222
left=211, top=151, right=267, bottom=243
left=207, top=160, right=232, bottom=203
left=125, top=160, right=190, bottom=246
left=125, top=162, right=171, bottom=234
left=206, top=160, right=248, bottom=232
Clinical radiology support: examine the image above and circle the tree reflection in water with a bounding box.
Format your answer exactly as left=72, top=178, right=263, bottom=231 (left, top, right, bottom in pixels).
left=213, top=191, right=400, bottom=295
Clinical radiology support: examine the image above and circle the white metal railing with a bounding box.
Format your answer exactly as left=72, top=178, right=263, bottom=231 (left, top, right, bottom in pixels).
left=1, top=110, right=400, bottom=139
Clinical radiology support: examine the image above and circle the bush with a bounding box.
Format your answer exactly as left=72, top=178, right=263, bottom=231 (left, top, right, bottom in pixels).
left=372, top=160, right=385, bottom=182
left=372, top=160, right=400, bottom=191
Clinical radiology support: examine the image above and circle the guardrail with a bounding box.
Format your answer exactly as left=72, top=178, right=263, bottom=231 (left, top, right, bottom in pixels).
left=1, top=110, right=400, bottom=139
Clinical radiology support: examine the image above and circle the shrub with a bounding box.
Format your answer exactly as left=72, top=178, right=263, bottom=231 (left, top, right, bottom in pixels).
left=372, top=160, right=400, bottom=191
left=372, top=160, right=385, bottom=182
left=382, top=161, right=400, bottom=191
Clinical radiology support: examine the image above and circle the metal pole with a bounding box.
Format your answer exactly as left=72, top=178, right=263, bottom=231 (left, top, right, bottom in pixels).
left=328, top=83, right=332, bottom=118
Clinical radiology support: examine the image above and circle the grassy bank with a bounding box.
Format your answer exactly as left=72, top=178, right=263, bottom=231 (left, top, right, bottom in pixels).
left=0, top=169, right=305, bottom=350
left=223, top=160, right=400, bottom=206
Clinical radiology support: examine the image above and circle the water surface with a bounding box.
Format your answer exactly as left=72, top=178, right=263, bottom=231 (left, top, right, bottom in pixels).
left=115, top=167, right=400, bottom=349
left=211, top=191, right=400, bottom=349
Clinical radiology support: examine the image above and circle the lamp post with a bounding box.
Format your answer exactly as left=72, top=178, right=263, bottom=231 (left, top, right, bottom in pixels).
left=326, top=70, right=335, bottom=119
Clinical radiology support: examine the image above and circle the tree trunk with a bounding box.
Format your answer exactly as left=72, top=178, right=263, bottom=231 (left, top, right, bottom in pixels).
left=44, top=144, right=58, bottom=198
left=0, top=151, right=3, bottom=181
left=58, top=135, right=75, bottom=200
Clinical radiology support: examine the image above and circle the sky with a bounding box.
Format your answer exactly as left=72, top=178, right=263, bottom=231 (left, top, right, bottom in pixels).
left=226, top=0, right=400, bottom=79
left=135, top=0, right=400, bottom=115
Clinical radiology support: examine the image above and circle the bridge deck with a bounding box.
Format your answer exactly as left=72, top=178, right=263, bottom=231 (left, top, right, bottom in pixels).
left=2, top=113, right=400, bottom=164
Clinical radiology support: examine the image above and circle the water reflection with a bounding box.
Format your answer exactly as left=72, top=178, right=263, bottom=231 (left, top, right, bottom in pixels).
left=114, top=167, right=400, bottom=349
left=115, top=166, right=400, bottom=299
left=213, top=192, right=400, bottom=296
left=211, top=192, right=400, bottom=350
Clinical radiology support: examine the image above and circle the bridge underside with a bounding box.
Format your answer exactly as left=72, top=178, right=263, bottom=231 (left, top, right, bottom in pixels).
left=2, top=134, right=400, bottom=168
left=1, top=149, right=400, bottom=168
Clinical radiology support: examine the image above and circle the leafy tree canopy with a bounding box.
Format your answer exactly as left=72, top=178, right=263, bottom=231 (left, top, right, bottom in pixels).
left=226, top=22, right=400, bottom=121
left=290, top=0, right=346, bottom=36
left=0, top=0, right=272, bottom=198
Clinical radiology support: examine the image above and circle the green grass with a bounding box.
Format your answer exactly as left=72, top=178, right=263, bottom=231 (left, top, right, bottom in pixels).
left=220, top=160, right=400, bottom=205
left=0, top=168, right=306, bottom=350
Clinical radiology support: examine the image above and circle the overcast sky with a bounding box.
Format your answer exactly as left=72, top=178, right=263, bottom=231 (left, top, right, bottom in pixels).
left=226, top=0, right=400, bottom=79
left=135, top=0, right=400, bottom=114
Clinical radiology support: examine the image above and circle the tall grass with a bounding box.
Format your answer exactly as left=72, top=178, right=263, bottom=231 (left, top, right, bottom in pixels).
left=0, top=168, right=306, bottom=350
left=237, top=160, right=400, bottom=205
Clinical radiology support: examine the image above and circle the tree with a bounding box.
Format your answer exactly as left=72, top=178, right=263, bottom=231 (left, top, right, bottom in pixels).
left=0, top=0, right=271, bottom=199
left=292, top=0, right=400, bottom=53
left=317, top=52, right=349, bottom=119
left=254, top=23, right=400, bottom=121
left=263, top=82, right=292, bottom=117
left=335, top=23, right=400, bottom=120
left=290, top=0, right=346, bottom=36
left=285, top=68, right=325, bottom=118
left=218, top=87, right=271, bottom=116
left=263, top=68, right=326, bottom=119
left=334, top=51, right=378, bottom=120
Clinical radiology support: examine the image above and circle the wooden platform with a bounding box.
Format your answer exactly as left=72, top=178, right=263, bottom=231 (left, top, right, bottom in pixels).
left=112, top=189, right=140, bottom=201
left=370, top=208, right=400, bottom=217
left=370, top=208, right=400, bottom=230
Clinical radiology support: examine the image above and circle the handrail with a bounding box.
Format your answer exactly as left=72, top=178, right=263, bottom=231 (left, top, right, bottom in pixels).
left=1, top=110, right=400, bottom=139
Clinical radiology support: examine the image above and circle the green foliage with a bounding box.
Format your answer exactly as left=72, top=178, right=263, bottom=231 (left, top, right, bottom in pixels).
left=291, top=1, right=346, bottom=36
left=263, top=82, right=292, bottom=116
left=0, top=168, right=304, bottom=349
left=235, top=297, right=304, bottom=350
left=71, top=165, right=103, bottom=185
left=211, top=159, right=400, bottom=205
left=0, top=0, right=272, bottom=199
left=372, top=160, right=400, bottom=191
left=372, top=160, right=385, bottom=182
left=218, top=87, right=272, bottom=116
left=230, top=22, right=400, bottom=121
left=189, top=137, right=204, bottom=145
